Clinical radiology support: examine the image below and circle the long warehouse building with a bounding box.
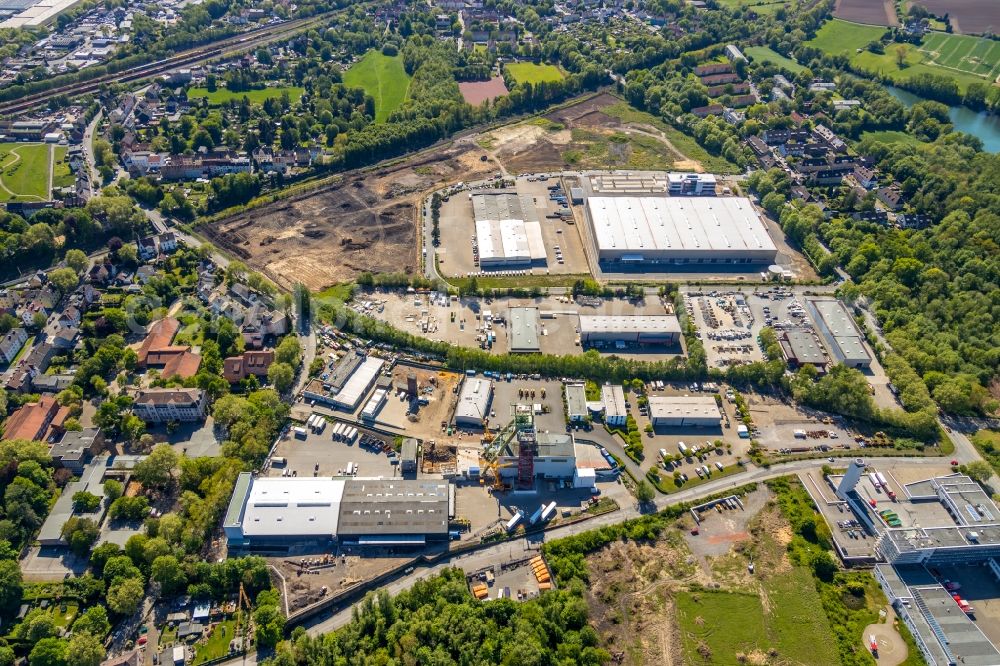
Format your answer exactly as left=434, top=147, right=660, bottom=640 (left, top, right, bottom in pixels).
left=585, top=196, right=777, bottom=266
left=648, top=396, right=722, bottom=427
left=473, top=192, right=546, bottom=268
left=579, top=315, right=682, bottom=346
left=806, top=299, right=872, bottom=369
left=223, top=473, right=451, bottom=553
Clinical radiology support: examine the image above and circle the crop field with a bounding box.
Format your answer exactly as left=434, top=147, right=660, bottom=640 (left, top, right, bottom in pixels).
left=911, top=0, right=1000, bottom=35
left=343, top=50, right=411, bottom=123
left=0, top=142, right=51, bottom=201
left=809, top=20, right=999, bottom=92
left=186, top=86, right=305, bottom=105
left=505, top=62, right=565, bottom=85
left=833, top=0, right=898, bottom=26
left=744, top=46, right=807, bottom=72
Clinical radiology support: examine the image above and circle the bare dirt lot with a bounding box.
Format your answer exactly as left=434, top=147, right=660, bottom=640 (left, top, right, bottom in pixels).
left=202, top=145, right=496, bottom=290
left=834, top=0, right=898, bottom=26
left=911, top=0, right=1000, bottom=34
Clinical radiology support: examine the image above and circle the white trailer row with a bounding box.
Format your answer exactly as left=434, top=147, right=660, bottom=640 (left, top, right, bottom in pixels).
left=306, top=414, right=326, bottom=433
left=332, top=422, right=358, bottom=442
left=529, top=501, right=558, bottom=526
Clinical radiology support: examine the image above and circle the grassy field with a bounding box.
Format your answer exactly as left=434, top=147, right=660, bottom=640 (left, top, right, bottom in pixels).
left=562, top=128, right=677, bottom=170
left=744, top=45, right=807, bottom=73
left=0, top=142, right=51, bottom=201
left=343, top=50, right=411, bottom=123
left=972, top=429, right=1000, bottom=474
left=192, top=619, right=237, bottom=665
left=714, top=0, right=788, bottom=14
left=860, top=130, right=929, bottom=147
left=601, top=101, right=741, bottom=173
left=505, top=62, right=565, bottom=85
left=808, top=20, right=999, bottom=92
left=52, top=145, right=74, bottom=189
left=186, top=86, right=305, bottom=105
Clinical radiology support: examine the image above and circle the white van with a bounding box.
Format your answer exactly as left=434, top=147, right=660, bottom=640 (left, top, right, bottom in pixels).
left=272, top=457, right=287, bottom=467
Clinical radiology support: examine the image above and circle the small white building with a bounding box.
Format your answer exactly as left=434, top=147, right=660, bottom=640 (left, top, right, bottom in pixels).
left=601, top=384, right=627, bottom=427
left=564, top=382, right=588, bottom=422
left=455, top=376, right=493, bottom=427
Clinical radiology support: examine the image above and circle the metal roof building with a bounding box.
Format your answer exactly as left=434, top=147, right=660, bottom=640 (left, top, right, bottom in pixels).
left=585, top=196, right=777, bottom=266
left=224, top=474, right=451, bottom=552
left=331, top=356, right=385, bottom=410
left=778, top=329, right=828, bottom=369
left=806, top=299, right=872, bottom=369
left=508, top=307, right=540, bottom=353
left=601, top=384, right=627, bottom=426
left=648, top=396, right=721, bottom=427
left=455, top=376, right=493, bottom=426
left=473, top=192, right=546, bottom=267
left=564, top=382, right=587, bottom=422
left=579, top=315, right=682, bottom=345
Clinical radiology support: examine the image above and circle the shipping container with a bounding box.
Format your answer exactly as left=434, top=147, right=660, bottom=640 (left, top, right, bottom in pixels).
left=505, top=511, right=524, bottom=533
left=876, top=472, right=888, bottom=488
left=869, top=473, right=881, bottom=488
left=529, top=504, right=545, bottom=525
left=541, top=501, right=558, bottom=522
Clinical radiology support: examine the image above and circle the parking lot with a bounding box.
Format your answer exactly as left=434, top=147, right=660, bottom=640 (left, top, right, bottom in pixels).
left=268, top=422, right=397, bottom=479
left=435, top=176, right=591, bottom=277
left=360, top=290, right=682, bottom=361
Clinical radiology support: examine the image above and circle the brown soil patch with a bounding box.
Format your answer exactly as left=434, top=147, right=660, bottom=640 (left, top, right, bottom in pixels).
left=911, top=0, right=999, bottom=34
left=459, top=77, right=509, bottom=106
left=834, top=0, right=899, bottom=25
left=202, top=144, right=496, bottom=291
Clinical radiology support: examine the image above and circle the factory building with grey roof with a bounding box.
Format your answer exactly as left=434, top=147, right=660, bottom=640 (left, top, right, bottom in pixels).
left=806, top=298, right=872, bottom=369
left=473, top=192, right=546, bottom=268
left=223, top=473, right=452, bottom=553
left=579, top=315, right=681, bottom=346
left=454, top=376, right=493, bottom=427
left=508, top=307, right=540, bottom=353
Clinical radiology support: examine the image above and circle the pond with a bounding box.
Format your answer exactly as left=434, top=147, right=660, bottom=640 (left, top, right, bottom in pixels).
left=884, top=85, right=1000, bottom=152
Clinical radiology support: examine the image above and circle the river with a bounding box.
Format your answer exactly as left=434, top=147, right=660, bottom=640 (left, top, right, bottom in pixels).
left=884, top=85, right=1000, bottom=152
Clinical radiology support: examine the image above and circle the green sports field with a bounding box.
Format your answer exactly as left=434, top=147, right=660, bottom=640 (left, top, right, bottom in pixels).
left=505, top=62, right=565, bottom=85
left=808, top=19, right=999, bottom=92
left=744, top=46, right=807, bottom=73
left=343, top=50, right=411, bottom=123
left=0, top=142, right=51, bottom=202
left=186, top=86, right=305, bottom=105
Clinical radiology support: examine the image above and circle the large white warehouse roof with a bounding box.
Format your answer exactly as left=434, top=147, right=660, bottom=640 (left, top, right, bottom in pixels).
left=239, top=476, right=346, bottom=537
left=587, top=196, right=777, bottom=261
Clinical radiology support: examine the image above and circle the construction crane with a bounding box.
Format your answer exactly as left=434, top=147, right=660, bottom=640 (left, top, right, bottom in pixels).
left=235, top=582, right=253, bottom=664
left=480, top=459, right=515, bottom=490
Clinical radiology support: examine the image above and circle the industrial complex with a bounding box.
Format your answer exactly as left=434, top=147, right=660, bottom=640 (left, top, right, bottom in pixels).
left=473, top=192, right=546, bottom=268
left=647, top=396, right=722, bottom=428
left=806, top=298, right=873, bottom=369
left=578, top=314, right=681, bottom=347
left=584, top=196, right=777, bottom=267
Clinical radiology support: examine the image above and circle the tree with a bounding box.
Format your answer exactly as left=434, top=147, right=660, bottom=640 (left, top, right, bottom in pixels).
left=72, top=605, right=110, bottom=638
left=106, top=577, right=145, bottom=615
left=267, top=362, right=294, bottom=393
left=103, top=479, right=124, bottom=502
left=31, top=310, right=48, bottom=330
left=62, top=516, right=100, bottom=556
left=0, top=559, right=23, bottom=617
left=28, top=638, right=67, bottom=666
left=133, top=444, right=178, bottom=489
left=895, top=45, right=908, bottom=68
left=64, top=249, right=89, bottom=275
left=151, top=555, right=187, bottom=595
left=811, top=551, right=838, bottom=582
left=65, top=633, right=103, bottom=666
left=109, top=496, right=150, bottom=522
left=274, top=336, right=301, bottom=367
left=72, top=491, right=101, bottom=512
left=635, top=480, right=655, bottom=504
left=253, top=603, right=285, bottom=648
left=965, top=460, right=993, bottom=484
left=89, top=542, right=121, bottom=575
left=49, top=267, right=79, bottom=294
left=0, top=645, right=14, bottom=666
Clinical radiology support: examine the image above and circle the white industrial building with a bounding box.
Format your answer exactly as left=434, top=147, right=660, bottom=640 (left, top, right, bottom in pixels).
left=667, top=172, right=717, bottom=196
left=648, top=396, right=721, bottom=428
left=579, top=315, right=682, bottom=346
left=508, top=307, right=540, bottom=353
left=499, top=432, right=578, bottom=480
left=455, top=376, right=493, bottom=427
left=806, top=299, right=872, bottom=369
left=585, top=196, right=777, bottom=266
left=564, top=383, right=588, bottom=422
left=331, top=356, right=385, bottom=410
left=473, top=193, right=546, bottom=268
left=601, top=384, right=627, bottom=427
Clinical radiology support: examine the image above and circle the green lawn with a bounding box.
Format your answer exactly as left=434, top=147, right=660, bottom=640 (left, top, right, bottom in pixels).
left=744, top=46, right=807, bottom=73
left=343, top=50, right=411, bottom=123
left=715, top=0, right=788, bottom=14
left=676, top=569, right=839, bottom=665
left=52, top=145, right=74, bottom=189
left=647, top=463, right=744, bottom=495
left=808, top=20, right=998, bottom=92
left=185, top=86, right=305, bottom=105
left=0, top=142, right=51, bottom=201
left=860, top=130, right=929, bottom=147
left=505, top=62, right=565, bottom=85
left=192, top=619, right=238, bottom=665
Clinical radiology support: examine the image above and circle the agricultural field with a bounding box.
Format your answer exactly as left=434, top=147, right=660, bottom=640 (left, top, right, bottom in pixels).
left=185, top=86, right=305, bottom=105
left=343, top=50, right=411, bottom=123
left=52, top=145, right=74, bottom=189
left=808, top=19, right=1000, bottom=92
left=833, top=0, right=898, bottom=26
left=0, top=142, right=51, bottom=201
left=505, top=62, right=565, bottom=85
left=744, top=45, right=807, bottom=73
left=715, top=0, right=789, bottom=15
left=911, top=0, right=1000, bottom=35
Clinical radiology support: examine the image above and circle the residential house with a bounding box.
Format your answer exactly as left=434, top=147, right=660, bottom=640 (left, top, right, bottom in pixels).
left=876, top=185, right=905, bottom=211
left=57, top=306, right=81, bottom=328
left=0, top=327, right=28, bottom=364
left=133, top=388, right=207, bottom=423
left=49, top=428, right=104, bottom=473
left=222, top=350, right=275, bottom=383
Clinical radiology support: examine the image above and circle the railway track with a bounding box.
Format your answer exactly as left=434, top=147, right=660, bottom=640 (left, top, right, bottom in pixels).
left=0, top=13, right=332, bottom=115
